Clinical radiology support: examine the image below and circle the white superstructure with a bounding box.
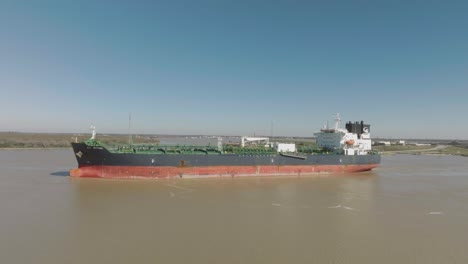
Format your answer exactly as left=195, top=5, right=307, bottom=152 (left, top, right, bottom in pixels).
left=314, top=114, right=373, bottom=155
left=238, top=114, right=374, bottom=155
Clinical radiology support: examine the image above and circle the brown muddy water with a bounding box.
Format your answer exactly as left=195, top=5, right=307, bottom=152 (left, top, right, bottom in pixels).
left=1, top=149, right=468, bottom=264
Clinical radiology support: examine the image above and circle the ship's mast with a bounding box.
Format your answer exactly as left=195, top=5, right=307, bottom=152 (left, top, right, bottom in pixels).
left=270, top=120, right=274, bottom=138
left=128, top=113, right=133, bottom=146
left=90, top=125, right=96, bottom=140
left=334, top=113, right=341, bottom=130
left=217, top=137, right=223, bottom=152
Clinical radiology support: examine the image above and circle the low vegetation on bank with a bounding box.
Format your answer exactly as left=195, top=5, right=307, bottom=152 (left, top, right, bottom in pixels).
left=433, top=146, right=468, bottom=157
left=374, top=144, right=468, bottom=157
left=0, top=132, right=158, bottom=149
left=372, top=145, right=434, bottom=152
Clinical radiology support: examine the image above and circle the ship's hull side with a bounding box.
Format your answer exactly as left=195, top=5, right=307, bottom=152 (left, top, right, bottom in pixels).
left=69, top=164, right=378, bottom=179
left=70, top=143, right=380, bottom=179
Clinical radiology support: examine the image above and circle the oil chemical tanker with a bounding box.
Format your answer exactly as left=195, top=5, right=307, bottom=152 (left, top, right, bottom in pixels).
left=69, top=115, right=380, bottom=179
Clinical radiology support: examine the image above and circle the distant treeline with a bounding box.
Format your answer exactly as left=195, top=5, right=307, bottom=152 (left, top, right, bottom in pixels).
left=0, top=132, right=159, bottom=148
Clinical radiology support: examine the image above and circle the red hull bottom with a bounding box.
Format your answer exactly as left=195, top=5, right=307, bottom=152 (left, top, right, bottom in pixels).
left=69, top=164, right=379, bottom=179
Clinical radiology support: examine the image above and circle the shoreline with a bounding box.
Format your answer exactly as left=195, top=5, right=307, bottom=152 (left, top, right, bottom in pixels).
left=380, top=152, right=467, bottom=157
left=0, top=147, right=72, bottom=150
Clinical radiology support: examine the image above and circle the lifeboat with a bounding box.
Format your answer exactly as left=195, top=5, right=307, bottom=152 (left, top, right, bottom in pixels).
left=345, top=139, right=355, bottom=145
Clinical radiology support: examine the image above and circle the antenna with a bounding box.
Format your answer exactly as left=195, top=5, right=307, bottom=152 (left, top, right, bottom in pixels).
left=128, top=113, right=133, bottom=145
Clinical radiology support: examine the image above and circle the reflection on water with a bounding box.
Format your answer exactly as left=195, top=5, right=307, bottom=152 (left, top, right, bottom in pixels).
left=1, top=150, right=468, bottom=263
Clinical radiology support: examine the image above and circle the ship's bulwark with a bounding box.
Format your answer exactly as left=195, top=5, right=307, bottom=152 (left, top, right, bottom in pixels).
left=70, top=143, right=381, bottom=179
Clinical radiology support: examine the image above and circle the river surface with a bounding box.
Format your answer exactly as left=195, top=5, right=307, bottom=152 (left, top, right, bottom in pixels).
left=1, top=149, right=467, bottom=263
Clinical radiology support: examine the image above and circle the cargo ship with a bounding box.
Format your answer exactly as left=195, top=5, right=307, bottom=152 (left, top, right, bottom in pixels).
left=69, top=115, right=380, bottom=179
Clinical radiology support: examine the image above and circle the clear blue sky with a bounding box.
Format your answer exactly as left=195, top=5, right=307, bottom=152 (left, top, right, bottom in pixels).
left=1, top=1, right=467, bottom=139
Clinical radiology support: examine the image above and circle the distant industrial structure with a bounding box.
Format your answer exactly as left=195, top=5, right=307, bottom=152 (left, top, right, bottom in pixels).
left=373, top=140, right=431, bottom=146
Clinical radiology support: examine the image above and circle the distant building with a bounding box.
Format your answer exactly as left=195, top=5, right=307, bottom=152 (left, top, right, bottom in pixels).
left=374, top=141, right=391, bottom=146
left=414, top=143, right=431, bottom=146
